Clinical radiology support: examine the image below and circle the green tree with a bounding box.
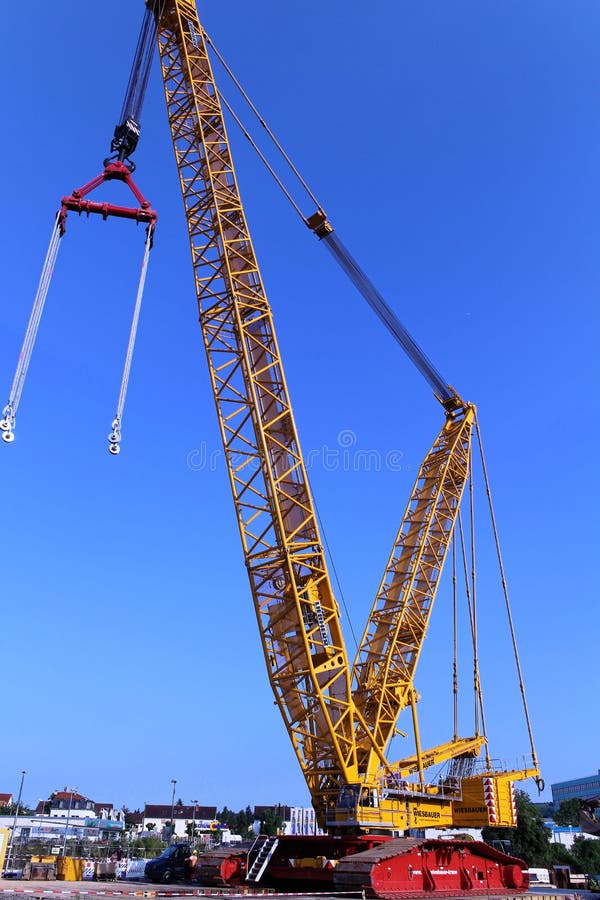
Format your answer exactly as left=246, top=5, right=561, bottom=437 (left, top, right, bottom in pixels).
left=217, top=807, right=236, bottom=829
left=0, top=801, right=32, bottom=816
left=483, top=790, right=551, bottom=866
left=132, top=835, right=166, bottom=856
left=547, top=843, right=577, bottom=868
left=260, top=808, right=283, bottom=836
left=236, top=806, right=255, bottom=837
left=216, top=806, right=255, bottom=838
left=571, top=836, right=600, bottom=874
left=554, top=799, right=582, bottom=826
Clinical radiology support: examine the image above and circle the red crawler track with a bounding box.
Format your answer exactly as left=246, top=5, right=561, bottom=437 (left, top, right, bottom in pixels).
left=333, top=839, right=529, bottom=899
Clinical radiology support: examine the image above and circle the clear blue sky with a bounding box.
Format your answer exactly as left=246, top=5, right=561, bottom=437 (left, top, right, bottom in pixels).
left=0, top=1, right=598, bottom=814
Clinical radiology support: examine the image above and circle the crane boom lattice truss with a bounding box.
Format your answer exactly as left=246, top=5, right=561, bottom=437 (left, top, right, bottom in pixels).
left=156, top=0, right=361, bottom=809
left=353, top=406, right=475, bottom=773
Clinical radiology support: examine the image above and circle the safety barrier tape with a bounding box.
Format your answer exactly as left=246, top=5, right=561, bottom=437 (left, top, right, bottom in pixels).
left=0, top=888, right=583, bottom=900
left=0, top=889, right=337, bottom=896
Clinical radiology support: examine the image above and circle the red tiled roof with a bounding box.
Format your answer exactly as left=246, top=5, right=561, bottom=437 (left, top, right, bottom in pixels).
left=0, top=794, right=13, bottom=805
left=53, top=791, right=88, bottom=801
left=52, top=791, right=89, bottom=800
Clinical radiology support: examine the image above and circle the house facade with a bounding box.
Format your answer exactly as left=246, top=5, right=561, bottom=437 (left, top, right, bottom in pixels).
left=34, top=791, right=121, bottom=822
left=143, top=804, right=218, bottom=838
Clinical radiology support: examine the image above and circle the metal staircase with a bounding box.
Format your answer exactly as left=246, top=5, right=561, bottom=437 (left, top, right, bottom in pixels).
left=246, top=835, right=279, bottom=883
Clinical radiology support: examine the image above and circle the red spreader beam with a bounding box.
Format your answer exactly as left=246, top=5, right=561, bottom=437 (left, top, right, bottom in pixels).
left=1, top=160, right=157, bottom=445
left=60, top=160, right=157, bottom=233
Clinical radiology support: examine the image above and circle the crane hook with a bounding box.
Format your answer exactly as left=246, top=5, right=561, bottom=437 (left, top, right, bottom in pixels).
left=0, top=407, right=15, bottom=443
left=108, top=418, right=122, bottom=455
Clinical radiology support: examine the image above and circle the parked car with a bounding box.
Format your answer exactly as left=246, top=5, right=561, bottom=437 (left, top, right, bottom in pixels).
left=145, top=843, right=191, bottom=883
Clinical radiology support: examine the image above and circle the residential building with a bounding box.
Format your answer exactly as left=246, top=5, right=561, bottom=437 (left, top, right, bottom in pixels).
left=0, top=794, right=13, bottom=807
left=35, top=791, right=96, bottom=819
left=143, top=804, right=217, bottom=838
left=551, top=770, right=600, bottom=807
left=33, top=791, right=122, bottom=824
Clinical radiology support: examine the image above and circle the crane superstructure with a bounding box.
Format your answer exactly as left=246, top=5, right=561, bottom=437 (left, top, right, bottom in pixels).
left=150, top=0, right=540, bottom=838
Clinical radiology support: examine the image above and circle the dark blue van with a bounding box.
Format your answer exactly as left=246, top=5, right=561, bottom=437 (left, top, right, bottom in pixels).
left=145, top=843, right=192, bottom=883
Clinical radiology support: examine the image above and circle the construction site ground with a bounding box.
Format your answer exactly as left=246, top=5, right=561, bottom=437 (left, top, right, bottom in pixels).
left=0, top=879, right=594, bottom=900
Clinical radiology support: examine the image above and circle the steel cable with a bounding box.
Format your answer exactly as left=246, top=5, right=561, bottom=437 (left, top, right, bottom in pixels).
left=1, top=214, right=63, bottom=443
left=204, top=29, right=456, bottom=408
left=108, top=225, right=154, bottom=454
left=475, top=418, right=540, bottom=775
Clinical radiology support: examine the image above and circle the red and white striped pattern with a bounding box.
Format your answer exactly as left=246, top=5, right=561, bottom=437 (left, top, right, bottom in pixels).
left=483, top=776, right=496, bottom=824
left=510, top=780, right=517, bottom=823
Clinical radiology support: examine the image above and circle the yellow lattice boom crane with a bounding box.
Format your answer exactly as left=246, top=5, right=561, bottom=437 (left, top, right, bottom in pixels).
left=2, top=0, right=543, bottom=894
left=149, top=0, right=540, bottom=838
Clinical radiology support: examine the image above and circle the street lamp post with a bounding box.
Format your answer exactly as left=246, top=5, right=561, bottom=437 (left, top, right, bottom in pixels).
left=191, top=800, right=198, bottom=848
left=4, top=770, right=26, bottom=874
left=169, top=780, right=177, bottom=845
left=61, top=789, right=76, bottom=856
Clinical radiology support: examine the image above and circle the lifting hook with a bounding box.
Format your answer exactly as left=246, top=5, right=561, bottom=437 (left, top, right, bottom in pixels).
left=108, top=419, right=122, bottom=455
left=0, top=407, right=15, bottom=443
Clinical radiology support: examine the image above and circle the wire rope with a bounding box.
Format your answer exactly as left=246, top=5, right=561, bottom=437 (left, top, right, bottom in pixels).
left=474, top=418, right=540, bottom=776
left=206, top=32, right=456, bottom=408
left=1, top=214, right=63, bottom=444
left=452, top=531, right=459, bottom=741
left=108, top=225, right=154, bottom=454
left=468, top=446, right=491, bottom=768
left=217, top=90, right=307, bottom=223
left=202, top=30, right=321, bottom=212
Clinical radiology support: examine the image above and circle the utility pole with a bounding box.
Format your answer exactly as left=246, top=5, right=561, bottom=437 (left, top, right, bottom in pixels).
left=169, top=780, right=177, bottom=845
left=4, top=770, right=26, bottom=874
left=191, top=800, right=198, bottom=848
left=61, top=789, right=75, bottom=856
